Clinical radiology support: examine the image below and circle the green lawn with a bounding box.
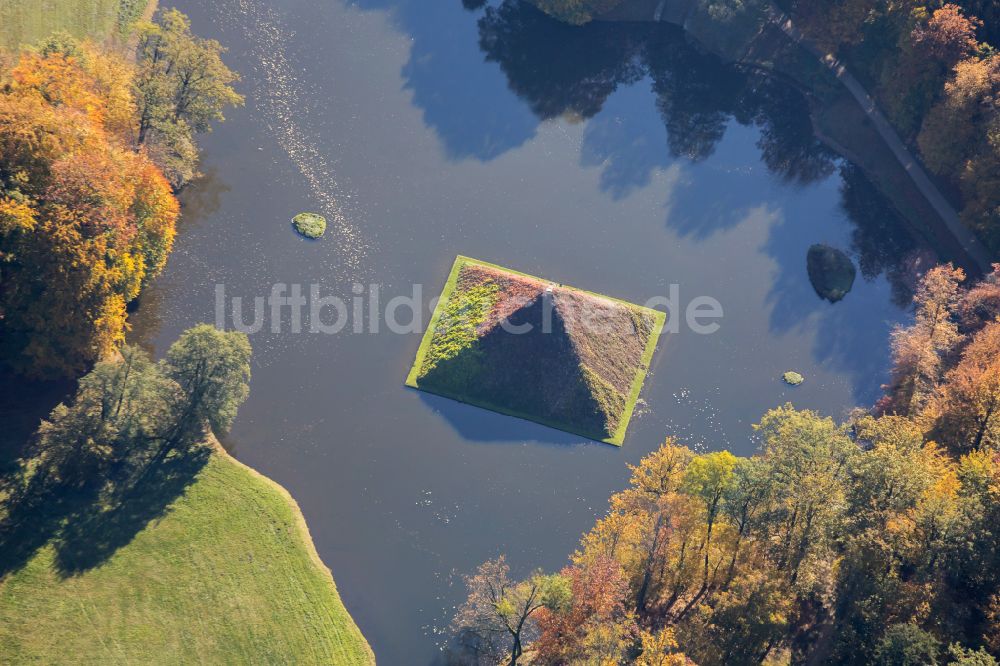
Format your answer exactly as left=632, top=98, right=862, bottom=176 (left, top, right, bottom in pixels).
left=0, top=447, right=374, bottom=665
left=0, top=0, right=151, bottom=50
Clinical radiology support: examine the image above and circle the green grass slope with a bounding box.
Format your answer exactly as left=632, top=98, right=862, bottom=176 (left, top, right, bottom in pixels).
left=407, top=256, right=664, bottom=445
left=0, top=446, right=374, bottom=665
left=0, top=0, right=151, bottom=50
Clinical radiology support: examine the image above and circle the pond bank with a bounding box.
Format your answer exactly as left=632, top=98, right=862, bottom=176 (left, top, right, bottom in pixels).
left=0, top=436, right=374, bottom=664
left=597, top=0, right=992, bottom=275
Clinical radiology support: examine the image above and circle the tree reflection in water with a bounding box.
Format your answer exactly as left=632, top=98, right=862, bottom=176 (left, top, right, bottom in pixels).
left=475, top=0, right=925, bottom=298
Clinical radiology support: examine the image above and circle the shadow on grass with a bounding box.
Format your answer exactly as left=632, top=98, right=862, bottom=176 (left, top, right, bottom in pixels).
left=0, top=446, right=211, bottom=579
left=0, top=471, right=98, bottom=579
left=54, top=447, right=211, bottom=576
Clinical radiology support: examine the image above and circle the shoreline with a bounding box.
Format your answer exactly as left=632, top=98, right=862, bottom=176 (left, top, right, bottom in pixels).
left=0, top=435, right=376, bottom=664
left=204, top=434, right=376, bottom=665
left=596, top=0, right=992, bottom=275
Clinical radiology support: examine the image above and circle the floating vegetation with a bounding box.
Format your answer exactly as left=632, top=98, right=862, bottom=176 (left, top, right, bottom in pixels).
left=782, top=371, right=804, bottom=386
left=292, top=212, right=326, bottom=239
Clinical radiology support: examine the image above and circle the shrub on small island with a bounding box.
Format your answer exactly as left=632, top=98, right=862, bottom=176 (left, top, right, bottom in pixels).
left=783, top=371, right=804, bottom=386
left=292, top=212, right=326, bottom=239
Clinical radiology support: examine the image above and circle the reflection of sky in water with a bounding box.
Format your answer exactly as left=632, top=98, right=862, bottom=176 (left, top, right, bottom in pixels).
left=577, top=84, right=899, bottom=406
left=130, top=0, right=916, bottom=663
left=344, top=0, right=905, bottom=405
left=581, top=80, right=673, bottom=200
left=150, top=0, right=910, bottom=479
left=355, top=0, right=540, bottom=160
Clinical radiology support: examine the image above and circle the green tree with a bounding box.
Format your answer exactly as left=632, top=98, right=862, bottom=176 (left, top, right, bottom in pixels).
left=30, top=326, right=249, bottom=489
left=754, top=405, right=855, bottom=582
left=949, top=644, right=999, bottom=665
left=153, top=324, right=251, bottom=465
left=719, top=457, right=771, bottom=585
left=134, top=8, right=243, bottom=186
left=33, top=346, right=171, bottom=486
left=680, top=450, right=737, bottom=608
left=874, top=623, right=941, bottom=666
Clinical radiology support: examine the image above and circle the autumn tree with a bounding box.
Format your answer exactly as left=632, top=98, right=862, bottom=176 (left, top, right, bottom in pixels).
left=533, top=556, right=636, bottom=664
left=451, top=556, right=570, bottom=665
left=919, top=56, right=1000, bottom=178
left=882, top=4, right=982, bottom=138
left=679, top=567, right=791, bottom=664
left=825, top=414, right=955, bottom=661
left=452, top=390, right=1000, bottom=664
left=634, top=627, right=690, bottom=666
left=957, top=264, right=1000, bottom=333
left=790, top=0, right=875, bottom=54
left=884, top=264, right=966, bottom=417
left=451, top=266, right=1000, bottom=663
left=913, top=51, right=1000, bottom=253
left=932, top=322, right=1000, bottom=452
left=955, top=0, right=1000, bottom=44
left=0, top=46, right=179, bottom=376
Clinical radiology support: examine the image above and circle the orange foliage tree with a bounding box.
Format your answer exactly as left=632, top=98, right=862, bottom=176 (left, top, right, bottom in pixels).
left=884, top=264, right=966, bottom=417
left=932, top=321, right=1000, bottom=452
left=882, top=4, right=982, bottom=138
left=0, top=46, right=178, bottom=377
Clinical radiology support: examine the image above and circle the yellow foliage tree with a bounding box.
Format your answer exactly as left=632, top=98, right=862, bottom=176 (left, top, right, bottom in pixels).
left=0, top=48, right=178, bottom=376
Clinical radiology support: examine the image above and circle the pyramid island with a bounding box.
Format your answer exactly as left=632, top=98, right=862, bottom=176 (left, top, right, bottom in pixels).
left=406, top=256, right=665, bottom=445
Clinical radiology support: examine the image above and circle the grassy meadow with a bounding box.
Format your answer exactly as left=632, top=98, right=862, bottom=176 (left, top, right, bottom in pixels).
left=0, top=445, right=374, bottom=665
left=0, top=0, right=151, bottom=50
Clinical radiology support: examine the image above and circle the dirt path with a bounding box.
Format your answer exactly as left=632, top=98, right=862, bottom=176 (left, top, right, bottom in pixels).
left=609, top=0, right=994, bottom=271
left=766, top=7, right=993, bottom=272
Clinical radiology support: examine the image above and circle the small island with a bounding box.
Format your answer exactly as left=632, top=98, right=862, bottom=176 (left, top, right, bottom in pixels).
left=292, top=212, right=327, bottom=239
left=783, top=371, right=805, bottom=386
left=406, top=256, right=665, bottom=445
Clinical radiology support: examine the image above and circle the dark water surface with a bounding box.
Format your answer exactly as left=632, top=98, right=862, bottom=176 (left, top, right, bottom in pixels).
left=129, top=1, right=922, bottom=662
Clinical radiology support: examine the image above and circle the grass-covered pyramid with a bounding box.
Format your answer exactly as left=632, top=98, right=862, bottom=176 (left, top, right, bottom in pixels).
left=406, top=257, right=665, bottom=445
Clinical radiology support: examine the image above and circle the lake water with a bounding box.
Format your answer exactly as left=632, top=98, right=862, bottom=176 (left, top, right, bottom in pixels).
left=128, top=0, right=923, bottom=662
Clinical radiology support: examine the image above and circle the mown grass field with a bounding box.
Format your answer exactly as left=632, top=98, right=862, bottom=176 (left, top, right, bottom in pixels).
left=0, top=446, right=374, bottom=665
left=0, top=0, right=151, bottom=50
